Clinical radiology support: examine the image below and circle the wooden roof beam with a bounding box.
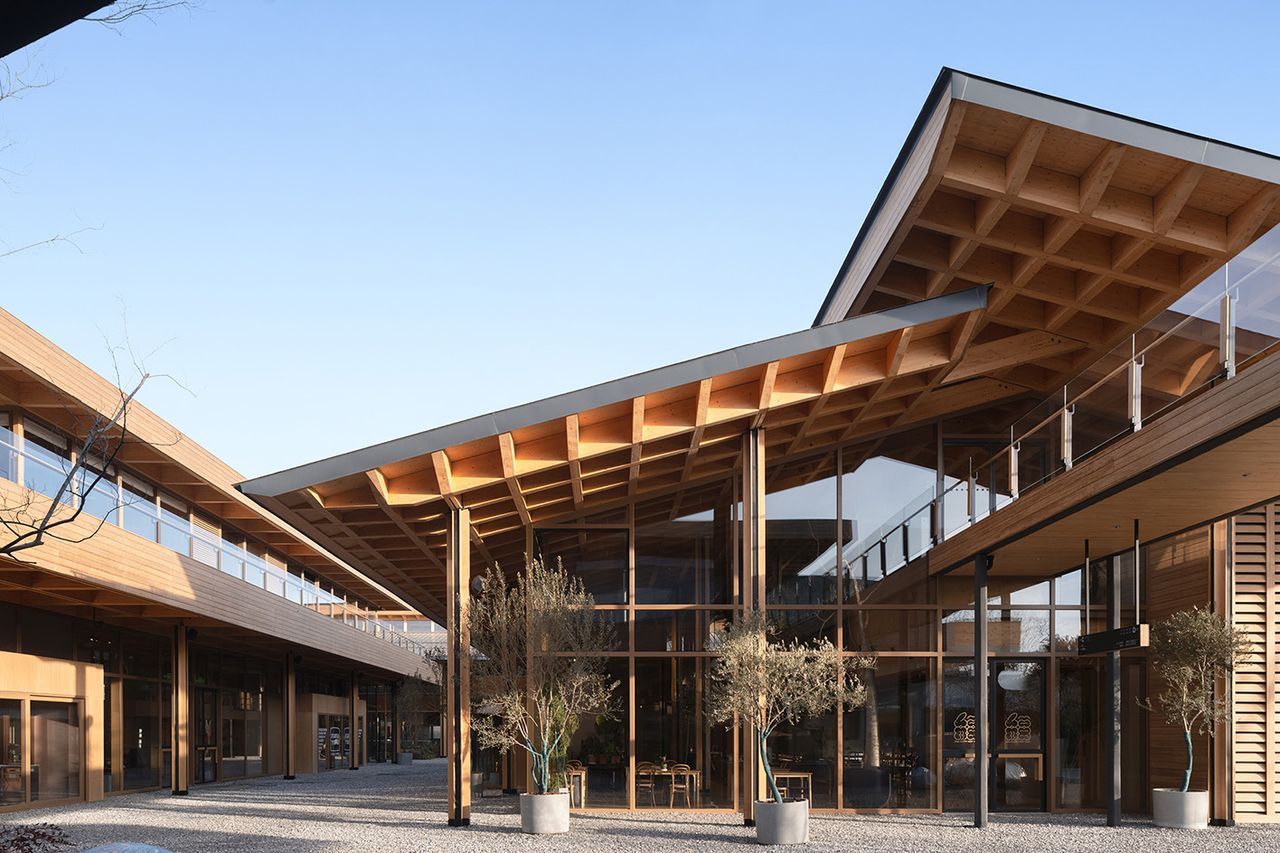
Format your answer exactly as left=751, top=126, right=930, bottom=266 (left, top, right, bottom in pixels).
left=565, top=414, right=584, bottom=510
left=498, top=432, right=532, bottom=527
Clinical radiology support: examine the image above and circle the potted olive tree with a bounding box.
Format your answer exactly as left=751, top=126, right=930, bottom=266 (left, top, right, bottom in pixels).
left=469, top=557, right=617, bottom=835
left=1141, top=607, right=1250, bottom=829
left=707, top=610, right=872, bottom=845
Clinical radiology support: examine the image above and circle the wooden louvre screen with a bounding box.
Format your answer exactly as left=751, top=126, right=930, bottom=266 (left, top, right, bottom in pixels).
left=1232, top=504, right=1279, bottom=820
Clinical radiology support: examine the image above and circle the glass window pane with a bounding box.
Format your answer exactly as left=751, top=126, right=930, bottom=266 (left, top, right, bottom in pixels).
left=768, top=711, right=838, bottom=808
left=634, top=610, right=727, bottom=653
left=844, top=658, right=935, bottom=809
left=122, top=679, right=161, bottom=790
left=766, top=457, right=838, bottom=605
left=568, top=657, right=629, bottom=807
left=30, top=701, right=81, bottom=801
left=122, top=481, right=157, bottom=541
left=0, top=698, right=21, bottom=805
left=635, top=500, right=732, bottom=605
left=534, top=528, right=628, bottom=605
left=770, top=609, right=837, bottom=647
left=844, top=609, right=936, bottom=652
left=942, top=609, right=1050, bottom=654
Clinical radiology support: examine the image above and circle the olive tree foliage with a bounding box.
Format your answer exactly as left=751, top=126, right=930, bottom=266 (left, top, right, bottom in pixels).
left=706, top=610, right=874, bottom=804
left=468, top=557, right=618, bottom=794
left=1141, top=607, right=1251, bottom=792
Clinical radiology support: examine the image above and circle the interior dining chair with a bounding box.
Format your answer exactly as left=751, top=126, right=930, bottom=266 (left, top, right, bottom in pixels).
left=635, top=761, right=657, bottom=806
left=669, top=763, right=693, bottom=808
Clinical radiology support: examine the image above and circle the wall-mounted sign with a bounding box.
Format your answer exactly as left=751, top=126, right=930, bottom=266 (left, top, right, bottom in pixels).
left=1078, top=624, right=1149, bottom=656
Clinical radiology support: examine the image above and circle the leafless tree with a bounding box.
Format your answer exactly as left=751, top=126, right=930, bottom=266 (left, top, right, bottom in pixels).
left=0, top=335, right=185, bottom=560
left=86, top=1, right=198, bottom=30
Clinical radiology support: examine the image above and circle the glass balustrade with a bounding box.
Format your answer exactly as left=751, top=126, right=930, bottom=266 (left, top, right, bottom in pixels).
left=0, top=432, right=429, bottom=658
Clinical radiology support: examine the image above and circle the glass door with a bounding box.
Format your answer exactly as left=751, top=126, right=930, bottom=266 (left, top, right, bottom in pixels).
left=991, top=660, right=1044, bottom=811
left=193, top=688, right=218, bottom=783
left=942, top=659, right=1046, bottom=812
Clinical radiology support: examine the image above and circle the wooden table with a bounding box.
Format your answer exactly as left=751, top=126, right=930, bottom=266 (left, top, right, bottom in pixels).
left=772, top=771, right=813, bottom=801
left=634, top=767, right=703, bottom=807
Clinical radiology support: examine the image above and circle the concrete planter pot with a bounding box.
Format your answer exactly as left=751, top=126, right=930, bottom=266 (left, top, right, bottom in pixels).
left=520, top=792, right=570, bottom=835
left=1152, top=788, right=1209, bottom=829
left=395, top=751, right=414, bottom=765
left=755, top=799, right=808, bottom=845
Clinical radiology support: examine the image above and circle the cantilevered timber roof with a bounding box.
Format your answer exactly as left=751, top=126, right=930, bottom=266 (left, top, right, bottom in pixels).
left=815, top=69, right=1280, bottom=397
left=241, top=288, right=1007, bottom=621
left=241, top=70, right=1280, bottom=624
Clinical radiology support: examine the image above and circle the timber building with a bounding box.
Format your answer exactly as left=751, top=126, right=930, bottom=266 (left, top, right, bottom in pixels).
left=3, top=38, right=1280, bottom=827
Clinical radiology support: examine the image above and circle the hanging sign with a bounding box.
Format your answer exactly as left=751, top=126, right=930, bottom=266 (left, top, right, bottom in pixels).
left=1078, top=624, right=1149, bottom=656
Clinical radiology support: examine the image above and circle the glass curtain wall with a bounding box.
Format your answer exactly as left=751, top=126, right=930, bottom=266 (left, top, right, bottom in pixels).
left=517, top=431, right=1186, bottom=814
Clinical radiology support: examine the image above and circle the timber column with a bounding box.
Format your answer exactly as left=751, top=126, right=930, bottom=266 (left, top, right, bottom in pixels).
left=350, top=670, right=361, bottom=769
left=172, top=624, right=190, bottom=795
left=973, top=553, right=990, bottom=828
left=284, top=653, right=297, bottom=779
left=740, top=428, right=766, bottom=826
left=446, top=506, right=472, bottom=826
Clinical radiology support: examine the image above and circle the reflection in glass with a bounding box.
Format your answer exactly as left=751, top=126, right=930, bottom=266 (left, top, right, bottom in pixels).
left=632, top=657, right=730, bottom=808
left=0, top=699, right=21, bottom=805
left=769, top=711, right=837, bottom=808
left=1057, top=658, right=1104, bottom=809
left=30, top=701, right=81, bottom=801
left=844, top=658, right=935, bottom=809
left=770, top=610, right=836, bottom=647
left=942, top=609, right=1050, bottom=654
left=568, top=658, right=629, bottom=807
left=534, top=528, right=629, bottom=604
left=843, top=610, right=935, bottom=652
left=123, top=679, right=162, bottom=790
left=635, top=504, right=732, bottom=604
left=766, top=461, right=840, bottom=605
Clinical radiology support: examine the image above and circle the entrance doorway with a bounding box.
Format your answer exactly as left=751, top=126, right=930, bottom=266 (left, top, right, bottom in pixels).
left=942, top=659, right=1045, bottom=812
left=316, top=714, right=350, bottom=770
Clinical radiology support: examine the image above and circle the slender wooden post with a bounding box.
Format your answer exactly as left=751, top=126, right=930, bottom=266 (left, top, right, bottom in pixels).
left=350, top=670, right=361, bottom=769
left=1107, top=555, right=1122, bottom=827
left=739, top=427, right=766, bottom=825
left=973, top=552, right=989, bottom=828
left=172, top=624, right=189, bottom=795
left=284, top=653, right=297, bottom=779
left=446, top=506, right=472, bottom=826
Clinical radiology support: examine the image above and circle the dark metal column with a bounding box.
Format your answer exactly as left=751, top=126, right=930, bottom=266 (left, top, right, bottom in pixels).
left=974, top=552, right=990, bottom=829
left=1107, top=555, right=1122, bottom=827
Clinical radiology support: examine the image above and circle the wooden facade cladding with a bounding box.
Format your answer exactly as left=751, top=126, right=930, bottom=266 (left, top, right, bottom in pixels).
left=0, top=479, right=425, bottom=679
left=1232, top=505, right=1280, bottom=820
left=0, top=307, right=406, bottom=610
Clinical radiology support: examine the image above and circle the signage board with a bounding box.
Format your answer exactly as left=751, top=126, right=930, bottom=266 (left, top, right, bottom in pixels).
left=1078, top=624, right=1149, bottom=656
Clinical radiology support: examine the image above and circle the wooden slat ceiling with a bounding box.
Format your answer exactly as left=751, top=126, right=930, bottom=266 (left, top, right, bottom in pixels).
left=244, top=74, right=1280, bottom=625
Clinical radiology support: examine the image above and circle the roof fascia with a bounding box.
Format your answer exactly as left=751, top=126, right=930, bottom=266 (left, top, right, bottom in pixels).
left=240, top=285, right=989, bottom=499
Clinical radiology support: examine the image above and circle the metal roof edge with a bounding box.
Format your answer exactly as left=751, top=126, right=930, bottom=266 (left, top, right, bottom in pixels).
left=239, top=285, right=989, bottom=498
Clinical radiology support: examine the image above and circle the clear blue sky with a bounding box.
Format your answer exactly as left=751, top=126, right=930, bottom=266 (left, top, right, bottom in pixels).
left=2, top=1, right=1277, bottom=479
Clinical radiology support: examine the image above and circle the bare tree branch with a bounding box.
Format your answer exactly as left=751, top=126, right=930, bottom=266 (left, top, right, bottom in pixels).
left=86, top=1, right=198, bottom=30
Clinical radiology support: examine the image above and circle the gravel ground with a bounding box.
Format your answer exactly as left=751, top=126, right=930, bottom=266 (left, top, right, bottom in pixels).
left=3, top=759, right=1278, bottom=852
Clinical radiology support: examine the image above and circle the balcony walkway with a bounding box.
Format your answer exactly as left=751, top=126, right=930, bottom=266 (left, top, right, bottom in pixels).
left=3, top=760, right=1278, bottom=851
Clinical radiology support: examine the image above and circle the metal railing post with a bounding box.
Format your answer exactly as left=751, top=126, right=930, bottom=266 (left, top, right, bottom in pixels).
left=1221, top=289, right=1236, bottom=379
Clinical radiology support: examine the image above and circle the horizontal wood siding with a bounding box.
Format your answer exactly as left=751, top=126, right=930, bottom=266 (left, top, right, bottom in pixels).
left=1145, top=529, right=1212, bottom=793
left=0, top=480, right=424, bottom=678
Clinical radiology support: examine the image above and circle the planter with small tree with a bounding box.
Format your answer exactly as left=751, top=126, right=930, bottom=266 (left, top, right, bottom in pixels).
left=1141, top=606, right=1251, bottom=829
left=468, top=557, right=618, bottom=835
left=707, top=610, right=872, bottom=845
